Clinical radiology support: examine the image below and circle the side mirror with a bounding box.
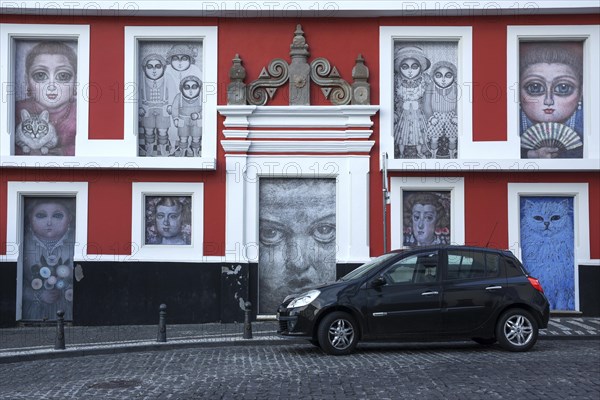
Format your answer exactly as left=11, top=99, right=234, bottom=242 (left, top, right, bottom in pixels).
left=371, top=276, right=386, bottom=287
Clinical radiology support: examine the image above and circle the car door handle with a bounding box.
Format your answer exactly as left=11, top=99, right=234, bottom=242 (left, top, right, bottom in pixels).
left=485, top=286, right=503, bottom=291
left=421, top=291, right=439, bottom=296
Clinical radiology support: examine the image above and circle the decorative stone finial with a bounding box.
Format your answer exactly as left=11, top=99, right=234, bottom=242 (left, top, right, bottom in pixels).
left=227, top=54, right=247, bottom=105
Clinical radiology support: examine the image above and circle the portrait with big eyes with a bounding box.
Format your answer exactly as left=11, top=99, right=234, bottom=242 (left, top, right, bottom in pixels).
left=393, top=41, right=459, bottom=160
left=13, top=40, right=78, bottom=156
left=519, top=41, right=584, bottom=159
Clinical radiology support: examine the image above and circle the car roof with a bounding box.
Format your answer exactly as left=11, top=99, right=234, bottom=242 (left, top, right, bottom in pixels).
left=389, top=245, right=515, bottom=257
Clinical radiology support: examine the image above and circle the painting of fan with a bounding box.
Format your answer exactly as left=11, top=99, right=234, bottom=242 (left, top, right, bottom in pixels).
left=521, top=122, right=583, bottom=151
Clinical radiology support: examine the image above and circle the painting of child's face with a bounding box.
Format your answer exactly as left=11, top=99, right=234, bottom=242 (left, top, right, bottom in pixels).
left=144, top=58, right=165, bottom=80
left=400, top=58, right=422, bottom=79
left=182, top=80, right=201, bottom=100
left=171, top=55, right=191, bottom=72
left=155, top=204, right=183, bottom=239
left=27, top=54, right=76, bottom=110
left=520, top=63, right=581, bottom=124
left=30, top=202, right=71, bottom=241
left=433, top=66, right=455, bottom=88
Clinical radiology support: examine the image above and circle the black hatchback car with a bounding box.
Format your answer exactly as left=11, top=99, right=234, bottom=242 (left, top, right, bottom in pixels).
left=277, top=246, right=550, bottom=355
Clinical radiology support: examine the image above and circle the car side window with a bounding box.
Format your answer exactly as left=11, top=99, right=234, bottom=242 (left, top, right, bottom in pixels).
left=447, top=250, right=503, bottom=280
left=385, top=251, right=438, bottom=284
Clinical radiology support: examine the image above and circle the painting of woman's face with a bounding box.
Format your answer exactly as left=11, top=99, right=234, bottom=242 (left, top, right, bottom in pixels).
left=399, top=57, right=422, bottom=79
left=30, top=202, right=71, bottom=241
left=155, top=204, right=183, bottom=239
left=520, top=62, right=581, bottom=124
left=27, top=53, right=76, bottom=110
left=411, top=203, right=437, bottom=245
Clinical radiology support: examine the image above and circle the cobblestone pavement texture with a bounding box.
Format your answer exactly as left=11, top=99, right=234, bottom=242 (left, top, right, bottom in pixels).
left=0, top=340, right=598, bottom=399
left=0, top=318, right=598, bottom=364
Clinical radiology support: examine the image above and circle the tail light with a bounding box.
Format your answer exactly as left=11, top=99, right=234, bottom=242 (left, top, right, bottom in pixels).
left=528, top=276, right=544, bottom=293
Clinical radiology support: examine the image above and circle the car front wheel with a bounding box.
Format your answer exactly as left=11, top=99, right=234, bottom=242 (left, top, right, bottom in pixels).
left=317, top=311, right=359, bottom=355
left=496, top=309, right=539, bottom=352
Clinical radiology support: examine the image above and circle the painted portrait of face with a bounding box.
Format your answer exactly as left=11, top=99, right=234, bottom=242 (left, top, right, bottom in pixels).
left=181, top=78, right=201, bottom=100
left=433, top=66, right=455, bottom=89
left=171, top=54, right=191, bottom=72
left=403, top=191, right=451, bottom=247
left=399, top=57, right=422, bottom=80
left=258, top=178, right=337, bottom=314
left=519, top=42, right=584, bottom=159
left=145, top=196, right=192, bottom=245
left=144, top=58, right=166, bottom=80
left=29, top=200, right=72, bottom=241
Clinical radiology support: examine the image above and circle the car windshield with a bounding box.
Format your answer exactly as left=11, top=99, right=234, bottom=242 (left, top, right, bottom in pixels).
left=338, top=253, right=400, bottom=281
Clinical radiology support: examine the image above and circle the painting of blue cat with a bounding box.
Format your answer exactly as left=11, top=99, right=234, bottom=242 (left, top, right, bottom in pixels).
left=15, top=109, right=58, bottom=155
left=520, top=197, right=574, bottom=310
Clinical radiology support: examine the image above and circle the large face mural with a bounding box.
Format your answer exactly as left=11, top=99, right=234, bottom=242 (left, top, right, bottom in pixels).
left=258, top=178, right=337, bottom=314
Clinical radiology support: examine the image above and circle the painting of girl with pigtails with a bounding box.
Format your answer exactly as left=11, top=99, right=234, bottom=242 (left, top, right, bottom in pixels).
left=393, top=41, right=459, bottom=159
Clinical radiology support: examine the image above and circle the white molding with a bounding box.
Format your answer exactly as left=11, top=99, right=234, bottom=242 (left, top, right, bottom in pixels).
left=5, top=181, right=89, bottom=263
left=224, top=155, right=372, bottom=264
left=390, top=177, right=465, bottom=250
left=130, top=182, right=204, bottom=262
left=0, top=24, right=90, bottom=161
left=3, top=1, right=598, bottom=17
left=218, top=105, right=378, bottom=155
left=506, top=25, right=600, bottom=164
left=380, top=26, right=473, bottom=170
left=507, top=182, right=591, bottom=312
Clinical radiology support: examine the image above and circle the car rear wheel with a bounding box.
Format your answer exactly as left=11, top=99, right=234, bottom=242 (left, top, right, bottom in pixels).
left=317, top=311, right=359, bottom=355
left=496, top=309, right=538, bottom=352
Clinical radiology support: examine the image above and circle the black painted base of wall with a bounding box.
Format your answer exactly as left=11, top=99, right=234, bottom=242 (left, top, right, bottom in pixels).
left=2, top=261, right=598, bottom=325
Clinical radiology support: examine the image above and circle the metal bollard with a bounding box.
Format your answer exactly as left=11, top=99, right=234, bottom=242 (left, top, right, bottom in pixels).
left=243, top=301, right=253, bottom=339
left=55, top=310, right=66, bottom=350
left=157, top=303, right=167, bottom=343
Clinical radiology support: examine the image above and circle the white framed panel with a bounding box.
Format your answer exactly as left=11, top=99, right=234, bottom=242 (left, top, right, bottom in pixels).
left=507, top=182, right=591, bottom=311
left=6, top=181, right=88, bottom=320
left=224, top=155, right=371, bottom=264
left=390, top=176, right=465, bottom=250
left=0, top=24, right=90, bottom=163
left=380, top=26, right=472, bottom=169
left=131, top=182, right=204, bottom=262
left=123, top=26, right=218, bottom=169
left=507, top=25, right=600, bottom=168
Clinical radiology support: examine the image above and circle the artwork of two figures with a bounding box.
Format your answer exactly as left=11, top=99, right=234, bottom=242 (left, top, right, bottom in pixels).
left=138, top=41, right=204, bottom=157
left=393, top=41, right=459, bottom=159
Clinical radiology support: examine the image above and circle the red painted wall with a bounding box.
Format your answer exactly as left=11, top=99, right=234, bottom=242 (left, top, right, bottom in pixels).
left=1, top=14, right=599, bottom=260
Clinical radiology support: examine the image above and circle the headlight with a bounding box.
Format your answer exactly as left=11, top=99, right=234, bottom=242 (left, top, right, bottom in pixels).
left=286, top=290, right=320, bottom=309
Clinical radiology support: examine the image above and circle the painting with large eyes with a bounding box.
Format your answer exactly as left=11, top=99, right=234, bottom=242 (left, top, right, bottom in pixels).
left=137, top=41, right=204, bottom=158
left=258, top=178, right=336, bottom=314
left=13, top=40, right=78, bottom=156
left=393, top=41, right=459, bottom=159
left=520, top=42, right=584, bottom=159
left=520, top=196, right=574, bottom=310
left=144, top=196, right=192, bottom=245
left=403, top=191, right=451, bottom=247
left=21, top=197, right=76, bottom=321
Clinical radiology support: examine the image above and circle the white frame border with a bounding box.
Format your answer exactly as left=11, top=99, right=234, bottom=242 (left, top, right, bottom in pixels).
left=380, top=26, right=473, bottom=170
left=507, top=25, right=600, bottom=168
left=6, top=181, right=89, bottom=320
left=507, top=182, right=591, bottom=312
left=131, top=182, right=204, bottom=262
left=122, top=26, right=218, bottom=169
left=390, top=177, right=465, bottom=250
left=0, top=23, right=90, bottom=163
left=224, top=155, right=371, bottom=265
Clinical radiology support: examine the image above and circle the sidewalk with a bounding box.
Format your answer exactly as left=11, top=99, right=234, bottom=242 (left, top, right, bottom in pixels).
left=0, top=317, right=598, bottom=364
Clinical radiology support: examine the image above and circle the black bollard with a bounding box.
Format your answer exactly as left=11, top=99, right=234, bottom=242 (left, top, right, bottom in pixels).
left=243, top=301, right=253, bottom=339
left=157, top=303, right=167, bottom=342
left=55, top=310, right=65, bottom=350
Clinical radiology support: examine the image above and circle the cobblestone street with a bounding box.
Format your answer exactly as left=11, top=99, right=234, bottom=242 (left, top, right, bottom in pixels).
left=1, top=340, right=598, bottom=399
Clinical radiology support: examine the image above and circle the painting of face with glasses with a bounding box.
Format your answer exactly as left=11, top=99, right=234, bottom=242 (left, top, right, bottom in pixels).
left=393, top=41, right=459, bottom=160
left=137, top=41, right=204, bottom=158
left=519, top=42, right=584, bottom=159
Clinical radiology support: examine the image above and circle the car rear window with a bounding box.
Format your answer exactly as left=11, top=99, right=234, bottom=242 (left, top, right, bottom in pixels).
left=447, top=250, right=501, bottom=280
